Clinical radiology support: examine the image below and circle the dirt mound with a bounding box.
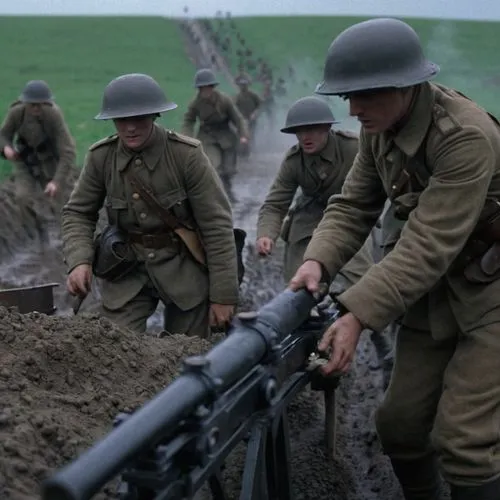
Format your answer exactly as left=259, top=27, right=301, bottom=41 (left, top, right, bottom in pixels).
left=0, top=306, right=216, bottom=500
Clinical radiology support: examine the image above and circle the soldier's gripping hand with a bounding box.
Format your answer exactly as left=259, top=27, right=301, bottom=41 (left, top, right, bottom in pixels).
left=256, top=236, right=274, bottom=256
left=67, top=264, right=92, bottom=297
left=3, top=145, right=19, bottom=161
left=44, top=181, right=59, bottom=197
left=317, top=313, right=363, bottom=374
left=209, top=303, right=235, bottom=328
left=289, top=260, right=322, bottom=293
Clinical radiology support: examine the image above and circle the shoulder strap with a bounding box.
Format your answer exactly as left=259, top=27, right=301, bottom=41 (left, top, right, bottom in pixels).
left=390, top=127, right=433, bottom=199
left=127, top=171, right=184, bottom=230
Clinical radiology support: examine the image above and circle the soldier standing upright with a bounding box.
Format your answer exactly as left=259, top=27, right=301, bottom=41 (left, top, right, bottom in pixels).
left=181, top=68, right=249, bottom=201
left=0, top=80, right=76, bottom=204
left=290, top=18, right=500, bottom=499
left=256, top=95, right=374, bottom=286
left=62, top=73, right=240, bottom=336
left=233, top=72, right=262, bottom=153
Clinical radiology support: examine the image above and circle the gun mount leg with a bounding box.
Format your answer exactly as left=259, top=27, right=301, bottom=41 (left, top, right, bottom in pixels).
left=240, top=423, right=269, bottom=500
left=311, top=374, right=341, bottom=460
left=266, top=411, right=293, bottom=500
left=240, top=411, right=294, bottom=500
left=324, top=389, right=337, bottom=459
left=208, top=469, right=230, bottom=500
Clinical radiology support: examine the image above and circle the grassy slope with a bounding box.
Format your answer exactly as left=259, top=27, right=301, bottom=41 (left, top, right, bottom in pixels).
left=0, top=16, right=197, bottom=176
left=220, top=16, right=500, bottom=122
left=1, top=15, right=499, bottom=177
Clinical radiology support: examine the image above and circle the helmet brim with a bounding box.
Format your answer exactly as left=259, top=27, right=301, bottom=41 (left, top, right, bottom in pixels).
left=315, top=61, right=440, bottom=95
left=94, top=102, right=178, bottom=120
left=19, top=95, right=55, bottom=103
left=280, top=119, right=339, bottom=134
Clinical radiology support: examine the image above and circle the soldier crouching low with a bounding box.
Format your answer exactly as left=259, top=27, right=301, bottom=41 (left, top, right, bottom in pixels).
left=62, top=73, right=240, bottom=336
left=290, top=18, right=500, bottom=500
left=0, top=80, right=76, bottom=204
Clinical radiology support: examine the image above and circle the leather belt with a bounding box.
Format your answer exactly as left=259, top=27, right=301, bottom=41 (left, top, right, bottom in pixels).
left=128, top=231, right=176, bottom=249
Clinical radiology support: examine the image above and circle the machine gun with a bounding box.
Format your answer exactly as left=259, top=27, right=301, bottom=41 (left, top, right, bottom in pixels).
left=42, top=287, right=341, bottom=500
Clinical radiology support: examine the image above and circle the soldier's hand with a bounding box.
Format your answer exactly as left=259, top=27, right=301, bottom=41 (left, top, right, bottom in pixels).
left=44, top=181, right=58, bottom=197
left=317, top=313, right=363, bottom=374
left=209, top=303, right=234, bottom=327
left=3, top=145, right=18, bottom=161
left=67, top=264, right=92, bottom=297
left=289, top=260, right=322, bottom=293
left=256, top=237, right=274, bottom=256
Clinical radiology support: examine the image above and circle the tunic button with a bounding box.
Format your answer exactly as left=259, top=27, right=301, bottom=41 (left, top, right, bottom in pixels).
left=140, top=212, right=147, bottom=219
left=148, top=252, right=155, bottom=259
left=132, top=193, right=140, bottom=200
left=135, top=158, right=142, bottom=166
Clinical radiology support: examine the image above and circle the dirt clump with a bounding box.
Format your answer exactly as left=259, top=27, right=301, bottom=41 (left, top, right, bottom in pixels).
left=0, top=306, right=216, bottom=500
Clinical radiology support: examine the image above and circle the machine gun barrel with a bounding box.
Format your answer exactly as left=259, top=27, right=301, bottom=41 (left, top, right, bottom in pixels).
left=41, top=288, right=319, bottom=500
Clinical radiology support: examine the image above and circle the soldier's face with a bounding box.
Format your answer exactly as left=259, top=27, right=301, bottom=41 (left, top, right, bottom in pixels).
left=113, top=115, right=154, bottom=150
left=199, top=86, right=215, bottom=99
left=26, top=103, right=43, bottom=117
left=295, top=125, right=330, bottom=154
left=346, top=88, right=414, bottom=133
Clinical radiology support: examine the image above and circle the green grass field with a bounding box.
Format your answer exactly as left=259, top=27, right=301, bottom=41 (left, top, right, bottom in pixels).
left=0, top=15, right=499, bottom=179
left=0, top=16, right=198, bottom=177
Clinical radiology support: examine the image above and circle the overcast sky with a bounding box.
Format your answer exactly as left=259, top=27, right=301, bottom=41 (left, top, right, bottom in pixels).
left=0, top=0, right=499, bottom=20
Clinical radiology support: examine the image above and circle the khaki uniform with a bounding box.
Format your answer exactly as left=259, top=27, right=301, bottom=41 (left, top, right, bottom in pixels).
left=234, top=89, right=262, bottom=138
left=61, top=124, right=239, bottom=336
left=303, top=82, right=500, bottom=486
left=0, top=101, right=76, bottom=203
left=181, top=90, right=249, bottom=180
left=256, top=130, right=374, bottom=285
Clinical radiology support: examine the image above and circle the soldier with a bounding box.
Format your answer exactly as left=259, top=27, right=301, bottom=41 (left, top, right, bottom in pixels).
left=256, top=95, right=373, bottom=286
left=182, top=68, right=249, bottom=201
left=260, top=80, right=275, bottom=132
left=233, top=73, right=262, bottom=154
left=62, top=73, right=239, bottom=337
left=0, top=80, right=76, bottom=204
left=290, top=18, right=500, bottom=499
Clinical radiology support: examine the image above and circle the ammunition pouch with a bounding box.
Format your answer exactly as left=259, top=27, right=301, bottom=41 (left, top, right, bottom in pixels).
left=92, top=225, right=138, bottom=282
left=386, top=193, right=500, bottom=284
left=460, top=199, right=500, bottom=284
